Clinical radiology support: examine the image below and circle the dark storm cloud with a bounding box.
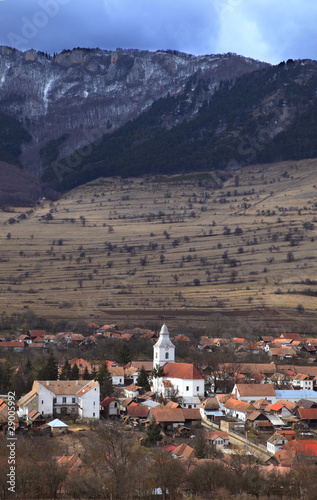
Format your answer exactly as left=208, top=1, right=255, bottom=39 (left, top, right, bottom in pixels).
left=0, top=0, right=315, bottom=63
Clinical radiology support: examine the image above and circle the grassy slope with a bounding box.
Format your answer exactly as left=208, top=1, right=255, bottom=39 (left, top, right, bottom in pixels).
left=1, top=159, right=317, bottom=330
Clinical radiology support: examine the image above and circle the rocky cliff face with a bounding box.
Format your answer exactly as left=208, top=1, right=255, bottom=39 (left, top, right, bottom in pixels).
left=0, top=46, right=267, bottom=173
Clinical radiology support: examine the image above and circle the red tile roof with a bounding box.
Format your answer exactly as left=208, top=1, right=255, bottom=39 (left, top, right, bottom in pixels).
left=127, top=405, right=149, bottom=418
left=0, top=341, right=22, bottom=348
left=100, top=397, right=114, bottom=408
left=297, top=408, right=317, bottom=420
left=29, top=330, right=47, bottom=337
left=163, top=362, right=204, bottom=380
left=150, top=407, right=185, bottom=424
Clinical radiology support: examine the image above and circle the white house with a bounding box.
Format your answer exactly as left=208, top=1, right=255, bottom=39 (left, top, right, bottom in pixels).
left=152, top=325, right=204, bottom=399
left=267, top=431, right=289, bottom=455
left=232, top=384, right=276, bottom=404
left=200, top=397, right=223, bottom=422
left=109, top=366, right=124, bottom=386
left=100, top=397, right=120, bottom=417
left=17, top=380, right=100, bottom=420
left=205, top=430, right=229, bottom=447
left=291, top=374, right=314, bottom=391
left=224, top=398, right=254, bottom=422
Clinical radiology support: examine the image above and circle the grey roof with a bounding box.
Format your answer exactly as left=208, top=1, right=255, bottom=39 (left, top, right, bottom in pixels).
left=297, top=399, right=317, bottom=409
left=266, top=414, right=284, bottom=426
left=140, top=400, right=160, bottom=409
left=267, top=431, right=286, bottom=445
left=48, top=418, right=68, bottom=428
left=181, top=396, right=201, bottom=405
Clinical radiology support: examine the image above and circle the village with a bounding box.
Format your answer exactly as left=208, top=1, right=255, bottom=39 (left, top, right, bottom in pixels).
left=1, top=321, right=317, bottom=498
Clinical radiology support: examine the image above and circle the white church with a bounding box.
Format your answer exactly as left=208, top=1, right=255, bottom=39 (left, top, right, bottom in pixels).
left=151, top=324, right=205, bottom=399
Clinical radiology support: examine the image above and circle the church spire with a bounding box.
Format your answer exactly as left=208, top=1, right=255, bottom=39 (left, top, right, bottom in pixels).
left=153, top=324, right=175, bottom=367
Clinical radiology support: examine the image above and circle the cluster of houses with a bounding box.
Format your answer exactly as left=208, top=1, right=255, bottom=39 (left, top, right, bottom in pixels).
left=199, top=332, right=317, bottom=360
left=0, top=325, right=158, bottom=351
left=1, top=324, right=317, bottom=468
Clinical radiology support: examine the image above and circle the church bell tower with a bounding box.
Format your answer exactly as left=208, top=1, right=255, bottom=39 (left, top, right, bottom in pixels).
left=153, top=324, right=175, bottom=368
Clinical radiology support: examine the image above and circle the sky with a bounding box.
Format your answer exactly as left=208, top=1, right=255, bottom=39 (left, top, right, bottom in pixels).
left=0, top=0, right=316, bottom=64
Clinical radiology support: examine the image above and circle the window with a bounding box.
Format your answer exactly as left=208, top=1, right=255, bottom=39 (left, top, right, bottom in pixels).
left=62, top=397, right=66, bottom=404
left=186, top=386, right=189, bottom=391
left=196, top=386, right=199, bottom=392
left=53, top=398, right=57, bottom=404
left=72, top=397, right=75, bottom=403
left=155, top=352, right=158, bottom=359
left=41, top=400, right=44, bottom=405
left=93, top=401, right=95, bottom=406
left=165, top=352, right=169, bottom=359
left=93, top=412, right=95, bottom=417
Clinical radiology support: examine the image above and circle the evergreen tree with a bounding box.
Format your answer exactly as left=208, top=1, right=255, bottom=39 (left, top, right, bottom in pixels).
left=117, top=342, right=132, bottom=365
left=91, top=367, right=98, bottom=380
left=40, top=352, right=58, bottom=380
left=70, top=363, right=79, bottom=380
left=22, top=358, right=34, bottom=393
left=59, top=359, right=71, bottom=380
left=32, top=358, right=45, bottom=380
left=146, top=418, right=162, bottom=444
left=152, top=365, right=165, bottom=378
left=83, top=367, right=91, bottom=380
left=136, top=366, right=150, bottom=392
left=1, top=358, right=14, bottom=393
left=97, top=363, right=114, bottom=400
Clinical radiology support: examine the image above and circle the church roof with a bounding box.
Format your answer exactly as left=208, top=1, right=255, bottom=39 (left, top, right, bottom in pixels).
left=155, top=324, right=175, bottom=349
left=163, top=362, right=204, bottom=380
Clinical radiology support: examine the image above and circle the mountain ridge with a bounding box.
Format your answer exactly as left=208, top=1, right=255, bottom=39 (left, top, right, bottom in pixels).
left=0, top=45, right=266, bottom=177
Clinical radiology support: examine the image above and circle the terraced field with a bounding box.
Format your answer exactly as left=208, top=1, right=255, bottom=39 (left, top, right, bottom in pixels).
left=1, top=158, right=317, bottom=331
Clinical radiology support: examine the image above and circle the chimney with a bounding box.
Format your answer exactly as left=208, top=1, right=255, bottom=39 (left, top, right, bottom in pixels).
left=46, top=381, right=49, bottom=386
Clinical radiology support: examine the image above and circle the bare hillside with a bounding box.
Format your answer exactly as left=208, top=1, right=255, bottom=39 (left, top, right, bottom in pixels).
left=0, top=159, right=316, bottom=331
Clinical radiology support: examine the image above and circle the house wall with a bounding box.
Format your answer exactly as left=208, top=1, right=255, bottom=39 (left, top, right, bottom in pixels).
left=112, top=375, right=124, bottom=386
left=17, top=395, right=39, bottom=418
left=292, top=379, right=313, bottom=390
left=109, top=401, right=120, bottom=416
left=224, top=407, right=247, bottom=422
left=267, top=439, right=286, bottom=455
left=38, top=384, right=55, bottom=416
left=79, top=384, right=100, bottom=419
left=53, top=394, right=78, bottom=415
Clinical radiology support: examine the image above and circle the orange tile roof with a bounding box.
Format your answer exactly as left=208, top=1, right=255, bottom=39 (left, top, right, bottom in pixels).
left=225, top=398, right=254, bottom=412
left=109, top=366, right=124, bottom=376
left=75, top=380, right=99, bottom=397
left=173, top=443, right=195, bottom=458
left=269, top=403, right=284, bottom=411
left=205, top=431, right=229, bottom=441
left=165, top=401, right=180, bottom=408
left=163, top=362, right=204, bottom=380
